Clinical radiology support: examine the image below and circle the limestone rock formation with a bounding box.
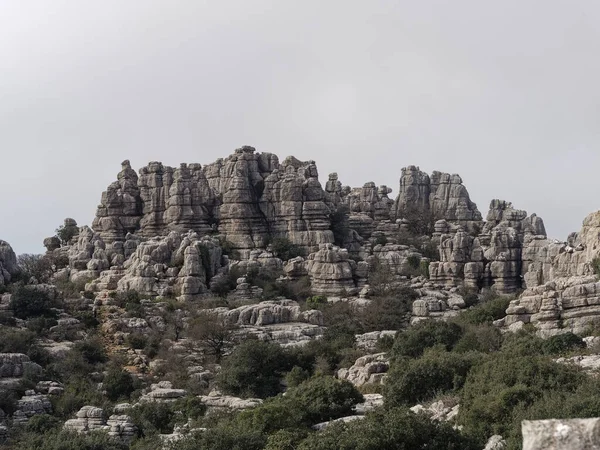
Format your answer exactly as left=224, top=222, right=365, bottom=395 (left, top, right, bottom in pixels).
left=430, top=200, right=547, bottom=294
left=199, top=391, right=262, bottom=413
left=522, top=418, right=600, bottom=450
left=337, top=353, right=389, bottom=386
left=64, top=405, right=137, bottom=444
left=93, top=147, right=334, bottom=258
left=392, top=166, right=482, bottom=234
left=12, top=390, right=52, bottom=424
left=0, top=240, right=18, bottom=287
left=0, top=354, right=42, bottom=378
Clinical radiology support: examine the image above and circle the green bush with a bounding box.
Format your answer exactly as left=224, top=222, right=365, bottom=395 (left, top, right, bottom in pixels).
left=73, top=337, right=107, bottom=365
left=592, top=257, right=600, bottom=276
left=306, top=295, right=328, bottom=309
left=217, top=340, right=295, bottom=398
left=10, top=429, right=127, bottom=450
left=285, top=376, right=363, bottom=424
left=296, top=407, right=478, bottom=450
left=25, top=413, right=62, bottom=433
left=270, top=237, right=305, bottom=261
left=542, top=332, right=585, bottom=355
left=455, top=295, right=511, bottom=325
left=392, top=321, right=463, bottom=358
left=103, top=367, right=135, bottom=401
left=458, top=352, right=584, bottom=445
left=0, top=327, right=36, bottom=353
left=329, top=207, right=350, bottom=247
left=9, top=286, right=57, bottom=319
left=385, top=349, right=480, bottom=406
left=452, top=324, right=503, bottom=354
left=126, top=332, right=148, bottom=350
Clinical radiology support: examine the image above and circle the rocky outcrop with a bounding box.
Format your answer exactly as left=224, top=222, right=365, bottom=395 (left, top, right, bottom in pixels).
left=430, top=200, right=546, bottom=294
left=0, top=241, right=18, bottom=287
left=13, top=390, right=52, bottom=424
left=410, top=400, right=459, bottom=422
left=305, top=244, right=360, bottom=296
left=93, top=147, right=334, bottom=258
left=391, top=166, right=482, bottom=234
left=501, top=275, right=600, bottom=336
left=337, top=353, right=390, bottom=386
left=0, top=354, right=42, bottom=378
left=200, top=391, right=262, bottom=413
left=64, top=406, right=137, bottom=444
left=115, top=231, right=224, bottom=299
left=522, top=418, right=600, bottom=450
left=139, top=381, right=186, bottom=403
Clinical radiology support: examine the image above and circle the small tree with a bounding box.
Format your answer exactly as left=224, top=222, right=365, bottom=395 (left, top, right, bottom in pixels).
left=9, top=286, right=56, bottom=319
left=187, top=312, right=236, bottom=363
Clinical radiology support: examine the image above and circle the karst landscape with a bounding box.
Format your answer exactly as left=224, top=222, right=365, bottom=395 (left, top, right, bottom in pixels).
left=1, top=146, right=600, bottom=449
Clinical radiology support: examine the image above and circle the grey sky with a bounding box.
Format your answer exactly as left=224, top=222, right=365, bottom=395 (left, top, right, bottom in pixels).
left=2, top=0, right=599, bottom=254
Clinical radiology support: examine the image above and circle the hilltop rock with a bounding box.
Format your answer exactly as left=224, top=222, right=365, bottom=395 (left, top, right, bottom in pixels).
left=522, top=418, right=600, bottom=450
left=0, top=241, right=18, bottom=286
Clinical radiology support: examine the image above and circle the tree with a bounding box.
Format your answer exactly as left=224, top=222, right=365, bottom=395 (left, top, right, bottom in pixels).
left=187, top=312, right=236, bottom=363
left=18, top=254, right=54, bottom=283
left=9, top=286, right=56, bottom=319
left=217, top=340, right=295, bottom=398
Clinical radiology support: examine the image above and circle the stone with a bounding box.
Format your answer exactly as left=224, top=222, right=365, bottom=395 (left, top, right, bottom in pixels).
left=522, top=418, right=600, bottom=450
left=0, top=240, right=19, bottom=286
left=200, top=391, right=262, bottom=412
left=483, top=435, right=506, bottom=450
left=0, top=354, right=42, bottom=378
left=337, top=353, right=390, bottom=386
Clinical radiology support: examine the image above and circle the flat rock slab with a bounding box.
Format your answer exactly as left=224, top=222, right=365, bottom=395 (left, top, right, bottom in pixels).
left=522, top=418, right=600, bottom=450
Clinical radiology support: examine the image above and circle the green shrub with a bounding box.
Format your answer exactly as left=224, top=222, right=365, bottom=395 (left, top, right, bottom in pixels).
left=329, top=206, right=350, bottom=247
left=126, top=332, right=148, bottom=350
left=458, top=352, right=584, bottom=445
left=456, top=295, right=511, bottom=325
left=25, top=413, right=62, bottom=433
left=542, top=332, right=585, bottom=355
left=296, top=407, right=478, bottom=450
left=270, top=237, right=305, bottom=261
left=374, top=234, right=388, bottom=246
left=10, top=286, right=56, bottom=319
left=407, top=255, right=420, bottom=270
left=306, top=295, right=328, bottom=309
left=0, top=327, right=36, bottom=353
left=286, top=366, right=311, bottom=388
left=265, top=429, right=309, bottom=450
left=453, top=324, right=503, bottom=354
left=11, top=429, right=127, bottom=450
left=104, top=367, right=135, bottom=401
left=218, top=340, right=295, bottom=398
left=285, top=376, right=363, bottom=424
left=73, top=337, right=107, bottom=365
left=385, top=349, right=480, bottom=406
left=392, top=321, right=463, bottom=358
left=592, top=257, right=600, bottom=276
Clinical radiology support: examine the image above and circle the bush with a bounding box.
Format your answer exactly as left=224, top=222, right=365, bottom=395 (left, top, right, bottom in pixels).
left=392, top=321, right=463, bottom=358
left=17, top=254, right=54, bottom=283
left=592, top=257, right=600, bottom=276
left=73, top=337, right=107, bottom=365
left=329, top=207, right=350, bottom=247
left=456, top=295, right=511, bottom=325
left=270, top=237, right=305, bottom=261
left=104, top=367, right=135, bottom=401
left=9, top=286, right=56, bottom=319
left=306, top=295, right=328, bottom=309
left=296, top=407, right=478, bottom=450
left=126, top=332, right=148, bottom=350
left=0, top=327, right=36, bottom=353
left=385, top=349, right=480, bottom=406
left=458, top=352, right=584, bottom=445
left=542, top=332, right=585, bottom=355
left=285, top=376, right=363, bottom=424
left=218, top=340, right=295, bottom=398
left=10, top=429, right=127, bottom=450
left=452, top=324, right=503, bottom=354
left=25, top=413, right=62, bottom=433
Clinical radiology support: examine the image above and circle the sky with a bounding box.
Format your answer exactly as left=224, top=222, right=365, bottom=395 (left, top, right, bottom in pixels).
left=1, top=0, right=600, bottom=254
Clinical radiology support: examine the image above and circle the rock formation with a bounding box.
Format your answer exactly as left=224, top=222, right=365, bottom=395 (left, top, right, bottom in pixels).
left=522, top=418, right=600, bottom=450
left=0, top=241, right=18, bottom=287
left=430, top=200, right=547, bottom=294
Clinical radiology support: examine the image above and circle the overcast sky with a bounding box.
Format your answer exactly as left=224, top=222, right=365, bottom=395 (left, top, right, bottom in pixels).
left=2, top=0, right=600, bottom=254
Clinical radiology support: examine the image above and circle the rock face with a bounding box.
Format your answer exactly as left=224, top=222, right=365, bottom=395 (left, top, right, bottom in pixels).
left=522, top=418, right=600, bottom=450
left=391, top=166, right=482, bottom=234
left=0, top=241, right=18, bottom=286
left=93, top=147, right=334, bottom=257
left=430, top=200, right=547, bottom=294
left=199, top=391, right=262, bottom=413
left=0, top=354, right=42, bottom=378
left=64, top=406, right=137, bottom=444
left=13, top=390, right=52, bottom=424
left=337, top=353, right=390, bottom=386
left=502, top=210, right=600, bottom=336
